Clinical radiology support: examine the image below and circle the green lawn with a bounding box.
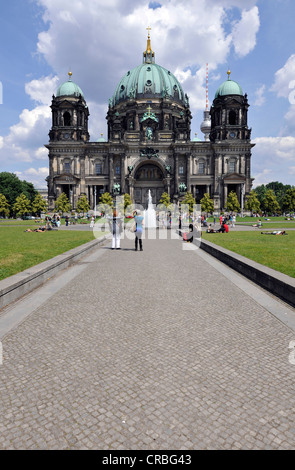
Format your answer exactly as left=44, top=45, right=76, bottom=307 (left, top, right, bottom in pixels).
left=202, top=230, right=295, bottom=278
left=0, top=226, right=99, bottom=281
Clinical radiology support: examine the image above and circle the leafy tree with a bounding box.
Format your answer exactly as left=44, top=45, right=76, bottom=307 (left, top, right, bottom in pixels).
left=77, top=194, right=90, bottom=216
left=13, top=193, right=31, bottom=217
left=245, top=190, right=261, bottom=213
left=182, top=192, right=196, bottom=213
left=0, top=193, right=10, bottom=217
left=200, top=193, right=214, bottom=215
left=0, top=172, right=23, bottom=207
left=21, top=180, right=38, bottom=203
left=123, top=193, right=132, bottom=211
left=98, top=192, right=113, bottom=216
left=265, top=181, right=291, bottom=209
left=254, top=184, right=267, bottom=211
left=254, top=181, right=292, bottom=211
left=0, top=173, right=38, bottom=215
left=225, top=191, right=241, bottom=213
left=264, top=189, right=280, bottom=214
left=32, top=193, right=47, bottom=216
left=55, top=192, right=70, bottom=215
left=282, top=188, right=295, bottom=213
left=158, top=192, right=171, bottom=208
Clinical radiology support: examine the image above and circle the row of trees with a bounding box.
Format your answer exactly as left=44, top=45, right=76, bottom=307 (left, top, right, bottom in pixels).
left=253, top=182, right=295, bottom=213
left=245, top=187, right=295, bottom=214
left=0, top=172, right=39, bottom=217
left=0, top=192, right=48, bottom=218
left=54, top=192, right=133, bottom=216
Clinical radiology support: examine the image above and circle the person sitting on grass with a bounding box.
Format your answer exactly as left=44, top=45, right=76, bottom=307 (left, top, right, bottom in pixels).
left=252, top=219, right=262, bottom=227
left=206, top=224, right=216, bottom=233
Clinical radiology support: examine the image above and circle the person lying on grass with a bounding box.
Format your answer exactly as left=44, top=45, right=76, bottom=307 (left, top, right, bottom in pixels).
left=25, top=226, right=48, bottom=232
left=261, top=230, right=287, bottom=235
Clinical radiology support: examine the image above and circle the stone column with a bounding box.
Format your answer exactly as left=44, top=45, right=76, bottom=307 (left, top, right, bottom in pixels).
left=167, top=175, right=171, bottom=196
left=109, top=154, right=114, bottom=194
left=174, top=154, right=179, bottom=194
left=120, top=153, right=125, bottom=194
left=90, top=185, right=94, bottom=209
left=186, top=153, right=191, bottom=194
left=206, top=184, right=210, bottom=195
left=224, top=184, right=228, bottom=207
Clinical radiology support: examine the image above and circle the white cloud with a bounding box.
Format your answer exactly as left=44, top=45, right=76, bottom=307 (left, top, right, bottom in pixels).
left=231, top=6, right=260, bottom=57
left=254, top=84, right=266, bottom=107
left=270, top=54, right=295, bottom=99
left=253, top=136, right=295, bottom=160
left=252, top=136, right=295, bottom=186
left=25, top=75, right=59, bottom=105
left=15, top=167, right=49, bottom=188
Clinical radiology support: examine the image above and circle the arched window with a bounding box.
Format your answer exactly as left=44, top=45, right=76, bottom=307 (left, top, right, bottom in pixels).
left=198, top=162, right=205, bottom=174
left=64, top=160, right=71, bottom=173
left=95, top=162, right=102, bottom=175
left=229, top=110, right=236, bottom=125
left=63, top=111, right=71, bottom=126
left=229, top=160, right=236, bottom=173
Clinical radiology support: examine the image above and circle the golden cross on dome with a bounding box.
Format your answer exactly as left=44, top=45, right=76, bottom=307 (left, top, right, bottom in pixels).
left=68, top=70, right=72, bottom=80
left=146, top=26, right=151, bottom=38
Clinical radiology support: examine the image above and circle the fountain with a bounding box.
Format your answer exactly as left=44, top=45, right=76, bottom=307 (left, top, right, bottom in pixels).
left=144, top=190, right=157, bottom=228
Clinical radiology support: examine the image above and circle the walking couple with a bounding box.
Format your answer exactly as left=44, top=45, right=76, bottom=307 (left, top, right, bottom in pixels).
left=108, top=209, right=144, bottom=251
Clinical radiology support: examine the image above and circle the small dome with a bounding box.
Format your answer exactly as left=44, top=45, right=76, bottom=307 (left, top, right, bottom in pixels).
left=192, top=133, right=201, bottom=142
left=97, top=133, right=106, bottom=142
left=56, top=74, right=84, bottom=99
left=215, top=79, right=243, bottom=99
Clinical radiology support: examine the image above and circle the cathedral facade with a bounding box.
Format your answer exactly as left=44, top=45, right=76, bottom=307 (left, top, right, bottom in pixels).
left=46, top=34, right=254, bottom=212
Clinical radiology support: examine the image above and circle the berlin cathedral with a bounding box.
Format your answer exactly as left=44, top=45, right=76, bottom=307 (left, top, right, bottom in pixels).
left=46, top=31, right=254, bottom=211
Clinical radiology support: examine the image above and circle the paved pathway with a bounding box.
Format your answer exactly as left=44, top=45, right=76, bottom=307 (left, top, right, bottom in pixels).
left=0, top=231, right=295, bottom=450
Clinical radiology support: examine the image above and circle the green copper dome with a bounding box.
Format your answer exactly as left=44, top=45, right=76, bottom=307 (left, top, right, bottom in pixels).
left=110, top=35, right=186, bottom=106
left=56, top=73, right=84, bottom=99
left=215, top=78, right=243, bottom=99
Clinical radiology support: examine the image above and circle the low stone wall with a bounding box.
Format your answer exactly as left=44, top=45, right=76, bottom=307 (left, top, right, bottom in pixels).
left=0, top=234, right=111, bottom=310
left=200, top=238, right=295, bottom=308
left=178, top=229, right=295, bottom=308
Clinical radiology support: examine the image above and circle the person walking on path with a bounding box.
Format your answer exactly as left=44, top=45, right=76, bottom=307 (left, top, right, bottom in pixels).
left=108, top=210, right=123, bottom=250
left=133, top=210, right=144, bottom=251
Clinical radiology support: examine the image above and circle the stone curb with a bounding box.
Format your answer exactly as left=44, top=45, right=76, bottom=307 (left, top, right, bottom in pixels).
left=0, top=234, right=111, bottom=310
left=178, top=230, right=295, bottom=308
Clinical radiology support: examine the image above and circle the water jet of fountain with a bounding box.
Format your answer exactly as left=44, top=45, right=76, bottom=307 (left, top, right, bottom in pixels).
left=144, top=190, right=157, bottom=229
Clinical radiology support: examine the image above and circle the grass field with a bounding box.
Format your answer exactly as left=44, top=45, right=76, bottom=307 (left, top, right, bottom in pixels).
left=202, top=230, right=295, bottom=278
left=0, top=226, right=99, bottom=281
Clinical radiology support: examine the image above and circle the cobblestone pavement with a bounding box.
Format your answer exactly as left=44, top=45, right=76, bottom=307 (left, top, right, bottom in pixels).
left=1, top=232, right=295, bottom=450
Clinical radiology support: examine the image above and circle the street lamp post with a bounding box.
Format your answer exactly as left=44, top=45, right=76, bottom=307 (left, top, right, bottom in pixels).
left=94, top=186, right=97, bottom=218
left=241, top=183, right=244, bottom=218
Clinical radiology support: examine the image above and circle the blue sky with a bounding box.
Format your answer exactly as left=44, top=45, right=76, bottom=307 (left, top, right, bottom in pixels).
left=0, top=0, right=294, bottom=188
